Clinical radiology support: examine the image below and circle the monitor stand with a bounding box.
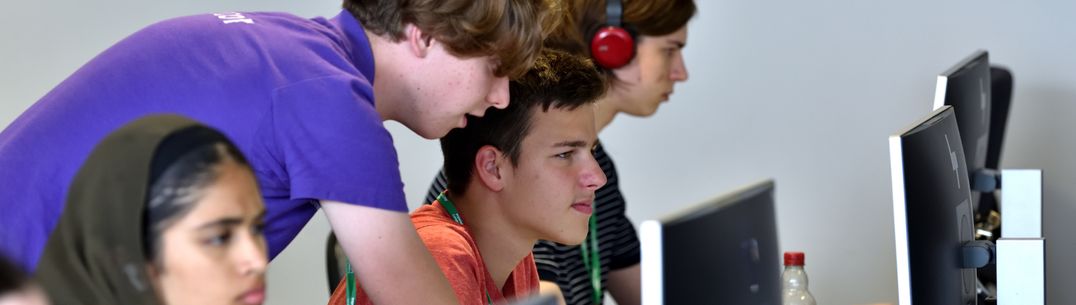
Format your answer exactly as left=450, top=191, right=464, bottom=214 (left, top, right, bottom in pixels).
left=995, top=169, right=1045, bottom=305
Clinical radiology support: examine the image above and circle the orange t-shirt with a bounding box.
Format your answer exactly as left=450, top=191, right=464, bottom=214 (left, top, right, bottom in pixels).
left=328, top=201, right=540, bottom=305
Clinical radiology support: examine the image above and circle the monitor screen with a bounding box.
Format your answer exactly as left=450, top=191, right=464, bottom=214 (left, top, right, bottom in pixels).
left=889, top=106, right=977, bottom=305
left=640, top=179, right=781, bottom=305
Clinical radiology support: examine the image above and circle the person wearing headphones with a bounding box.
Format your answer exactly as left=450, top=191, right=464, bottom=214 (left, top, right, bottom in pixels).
left=426, top=0, right=696, bottom=304
left=0, top=1, right=546, bottom=304
left=330, top=48, right=608, bottom=305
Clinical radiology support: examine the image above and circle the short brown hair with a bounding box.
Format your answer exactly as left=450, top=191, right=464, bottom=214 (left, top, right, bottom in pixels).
left=344, top=0, right=547, bottom=78
left=546, top=0, right=696, bottom=66
left=441, top=48, right=607, bottom=195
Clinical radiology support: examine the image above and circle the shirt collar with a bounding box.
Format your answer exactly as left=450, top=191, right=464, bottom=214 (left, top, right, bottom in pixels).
left=329, top=10, right=375, bottom=82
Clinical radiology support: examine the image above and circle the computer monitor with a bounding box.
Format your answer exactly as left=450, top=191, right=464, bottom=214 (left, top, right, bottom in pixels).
left=640, top=179, right=781, bottom=305
left=933, top=50, right=993, bottom=198
left=506, top=294, right=558, bottom=305
left=985, top=66, right=1013, bottom=171
left=889, top=106, right=977, bottom=305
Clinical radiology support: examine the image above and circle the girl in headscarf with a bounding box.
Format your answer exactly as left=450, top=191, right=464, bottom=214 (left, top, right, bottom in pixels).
left=35, top=115, right=268, bottom=305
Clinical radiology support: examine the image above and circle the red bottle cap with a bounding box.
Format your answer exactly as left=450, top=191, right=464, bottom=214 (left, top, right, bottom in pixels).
left=784, top=252, right=805, bottom=266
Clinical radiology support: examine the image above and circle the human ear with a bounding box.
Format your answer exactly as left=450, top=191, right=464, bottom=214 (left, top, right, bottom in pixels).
left=404, top=23, right=434, bottom=58
left=474, top=146, right=505, bottom=192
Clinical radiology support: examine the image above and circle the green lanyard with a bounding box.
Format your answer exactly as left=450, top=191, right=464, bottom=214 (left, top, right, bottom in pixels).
left=437, top=192, right=495, bottom=305
left=345, top=262, right=356, bottom=305
left=343, top=192, right=492, bottom=305
left=579, top=214, right=602, bottom=304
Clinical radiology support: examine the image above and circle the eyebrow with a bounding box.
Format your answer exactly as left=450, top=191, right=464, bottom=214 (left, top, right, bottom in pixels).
left=196, top=209, right=266, bottom=230
left=197, top=218, right=243, bottom=230
left=553, top=140, right=590, bottom=148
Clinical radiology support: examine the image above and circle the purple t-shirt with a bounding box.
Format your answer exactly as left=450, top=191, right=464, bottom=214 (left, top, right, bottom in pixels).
left=0, top=10, right=408, bottom=271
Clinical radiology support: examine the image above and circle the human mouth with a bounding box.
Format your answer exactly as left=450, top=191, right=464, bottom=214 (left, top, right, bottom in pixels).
left=571, top=200, right=594, bottom=215
left=239, top=284, right=266, bottom=305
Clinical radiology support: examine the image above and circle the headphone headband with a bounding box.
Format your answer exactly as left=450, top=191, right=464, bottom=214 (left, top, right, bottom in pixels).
left=606, top=0, right=622, bottom=27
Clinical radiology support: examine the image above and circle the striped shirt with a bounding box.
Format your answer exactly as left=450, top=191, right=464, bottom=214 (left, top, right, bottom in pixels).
left=426, top=142, right=640, bottom=305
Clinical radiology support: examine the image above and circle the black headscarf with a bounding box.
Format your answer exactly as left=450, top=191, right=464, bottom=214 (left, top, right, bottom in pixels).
left=35, top=114, right=233, bottom=305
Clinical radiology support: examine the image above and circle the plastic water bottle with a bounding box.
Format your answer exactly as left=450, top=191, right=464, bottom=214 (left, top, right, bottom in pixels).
left=782, top=252, right=817, bottom=305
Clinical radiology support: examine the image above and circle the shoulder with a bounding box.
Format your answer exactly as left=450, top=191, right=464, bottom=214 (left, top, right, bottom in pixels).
left=411, top=205, right=477, bottom=259
left=149, top=12, right=366, bottom=87
left=410, top=205, right=489, bottom=295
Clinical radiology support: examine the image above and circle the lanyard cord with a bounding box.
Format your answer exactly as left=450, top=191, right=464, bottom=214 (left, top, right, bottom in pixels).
left=345, top=262, right=356, bottom=305
left=343, top=192, right=493, bottom=305
left=437, top=192, right=494, bottom=305
left=579, top=215, right=602, bottom=304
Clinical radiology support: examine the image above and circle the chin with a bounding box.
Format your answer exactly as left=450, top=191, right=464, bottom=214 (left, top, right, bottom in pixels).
left=627, top=105, right=660, bottom=118
left=550, top=228, right=589, bottom=246
left=559, top=235, right=587, bottom=246
left=414, top=124, right=453, bottom=140
left=398, top=116, right=457, bottom=139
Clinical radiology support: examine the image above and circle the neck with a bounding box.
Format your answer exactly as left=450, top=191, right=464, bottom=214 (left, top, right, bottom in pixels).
left=365, top=29, right=403, bottom=122
left=594, top=93, right=621, bottom=132
left=450, top=191, right=536, bottom=291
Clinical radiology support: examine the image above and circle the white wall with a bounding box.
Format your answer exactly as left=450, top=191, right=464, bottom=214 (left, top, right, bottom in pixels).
left=3, top=1, right=1074, bottom=305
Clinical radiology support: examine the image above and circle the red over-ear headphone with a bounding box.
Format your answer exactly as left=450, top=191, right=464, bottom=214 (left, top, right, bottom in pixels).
left=590, top=0, right=635, bottom=69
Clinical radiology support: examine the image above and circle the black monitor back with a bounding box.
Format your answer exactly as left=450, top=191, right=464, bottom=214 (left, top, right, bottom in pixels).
left=654, top=180, right=781, bottom=305
left=934, top=50, right=992, bottom=199
left=890, top=106, right=977, bottom=305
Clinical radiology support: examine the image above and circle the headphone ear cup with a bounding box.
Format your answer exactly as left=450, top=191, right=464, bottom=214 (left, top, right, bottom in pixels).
left=590, top=26, right=635, bottom=69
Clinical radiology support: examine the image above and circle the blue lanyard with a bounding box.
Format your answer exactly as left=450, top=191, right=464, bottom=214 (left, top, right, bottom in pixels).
left=437, top=192, right=494, bottom=305
left=579, top=214, right=602, bottom=304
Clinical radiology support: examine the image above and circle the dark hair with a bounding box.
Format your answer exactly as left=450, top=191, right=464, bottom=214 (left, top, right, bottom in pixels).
left=143, top=126, right=251, bottom=265
left=441, top=48, right=607, bottom=195
left=547, top=0, right=697, bottom=70
left=343, top=0, right=550, bottom=78
left=0, top=253, right=30, bottom=294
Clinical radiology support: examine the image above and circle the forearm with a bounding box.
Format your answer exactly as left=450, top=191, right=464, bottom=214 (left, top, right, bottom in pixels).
left=323, top=200, right=459, bottom=305
left=539, top=280, right=567, bottom=305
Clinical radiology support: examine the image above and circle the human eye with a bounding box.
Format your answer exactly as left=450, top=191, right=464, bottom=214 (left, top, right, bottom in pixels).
left=252, top=222, right=266, bottom=236
left=554, top=151, right=574, bottom=160
left=665, top=47, right=678, bottom=57
left=205, top=231, right=233, bottom=247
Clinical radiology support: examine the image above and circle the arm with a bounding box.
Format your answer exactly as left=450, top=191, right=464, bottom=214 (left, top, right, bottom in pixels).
left=322, top=200, right=459, bottom=305
left=268, top=76, right=456, bottom=303
left=606, top=264, right=640, bottom=305
left=538, top=280, right=567, bottom=305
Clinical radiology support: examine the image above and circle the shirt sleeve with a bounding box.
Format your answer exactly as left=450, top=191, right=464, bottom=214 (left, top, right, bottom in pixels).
left=268, top=75, right=406, bottom=212
left=606, top=212, right=641, bottom=270
left=594, top=145, right=641, bottom=270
